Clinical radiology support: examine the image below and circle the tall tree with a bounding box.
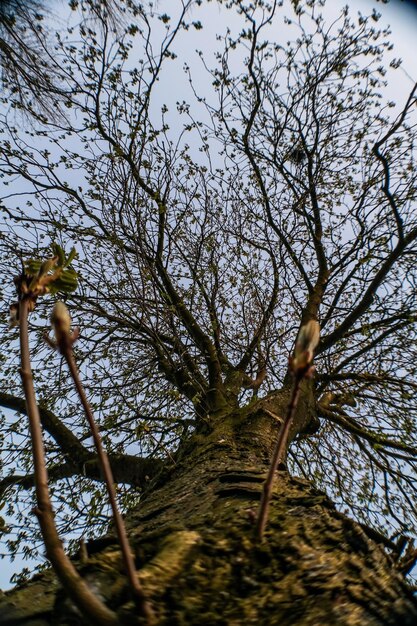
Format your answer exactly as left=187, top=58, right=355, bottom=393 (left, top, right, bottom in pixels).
left=1, top=0, right=417, bottom=623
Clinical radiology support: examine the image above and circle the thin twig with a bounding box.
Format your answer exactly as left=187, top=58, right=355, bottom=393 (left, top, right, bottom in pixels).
left=18, top=298, right=119, bottom=626
left=256, top=320, right=320, bottom=540
left=255, top=372, right=303, bottom=540
left=60, top=340, right=153, bottom=622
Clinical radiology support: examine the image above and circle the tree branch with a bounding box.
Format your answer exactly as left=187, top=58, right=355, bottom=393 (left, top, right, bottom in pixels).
left=0, top=392, right=164, bottom=487
left=318, top=225, right=417, bottom=354
left=318, top=405, right=417, bottom=456
left=0, top=391, right=91, bottom=463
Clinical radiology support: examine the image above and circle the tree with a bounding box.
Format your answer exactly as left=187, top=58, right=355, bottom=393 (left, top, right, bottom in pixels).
left=0, top=0, right=68, bottom=116
left=1, top=0, right=417, bottom=622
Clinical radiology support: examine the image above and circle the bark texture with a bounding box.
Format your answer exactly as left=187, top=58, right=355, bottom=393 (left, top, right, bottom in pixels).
left=1, top=392, right=416, bottom=625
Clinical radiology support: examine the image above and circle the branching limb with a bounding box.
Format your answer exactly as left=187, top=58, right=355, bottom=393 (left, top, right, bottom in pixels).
left=0, top=391, right=161, bottom=487
left=0, top=454, right=163, bottom=499
left=318, top=225, right=417, bottom=354
left=318, top=405, right=417, bottom=457
left=316, top=370, right=417, bottom=390
left=0, top=391, right=91, bottom=463
left=0, top=463, right=78, bottom=496
left=372, top=82, right=417, bottom=242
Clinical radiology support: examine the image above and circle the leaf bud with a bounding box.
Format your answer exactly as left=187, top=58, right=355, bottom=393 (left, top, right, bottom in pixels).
left=291, top=320, right=320, bottom=372
left=51, top=301, right=71, bottom=342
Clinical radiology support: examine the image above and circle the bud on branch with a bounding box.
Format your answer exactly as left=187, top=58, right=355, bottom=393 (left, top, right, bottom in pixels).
left=13, top=244, right=78, bottom=313
left=47, top=301, right=79, bottom=351
left=51, top=301, right=71, bottom=338
left=290, top=320, right=320, bottom=374
left=256, top=319, right=320, bottom=540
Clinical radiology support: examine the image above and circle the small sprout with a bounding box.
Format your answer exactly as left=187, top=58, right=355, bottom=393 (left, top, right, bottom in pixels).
left=47, top=302, right=151, bottom=616
left=15, top=266, right=120, bottom=626
left=51, top=301, right=71, bottom=341
left=49, top=267, right=78, bottom=295
left=39, top=258, right=57, bottom=277
left=27, top=255, right=60, bottom=296
left=46, top=301, right=79, bottom=352
left=12, top=245, right=78, bottom=317
left=53, top=243, right=66, bottom=266
left=290, top=320, right=320, bottom=374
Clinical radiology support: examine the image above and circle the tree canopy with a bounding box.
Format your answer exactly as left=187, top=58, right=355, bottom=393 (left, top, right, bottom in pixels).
left=1, top=0, right=417, bottom=582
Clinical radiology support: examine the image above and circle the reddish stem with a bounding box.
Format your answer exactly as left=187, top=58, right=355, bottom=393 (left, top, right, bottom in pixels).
left=256, top=372, right=303, bottom=541
left=62, top=346, right=153, bottom=622
left=18, top=298, right=119, bottom=626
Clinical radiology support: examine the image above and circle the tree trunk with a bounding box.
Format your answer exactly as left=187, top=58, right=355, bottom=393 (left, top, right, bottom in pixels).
left=1, top=390, right=416, bottom=625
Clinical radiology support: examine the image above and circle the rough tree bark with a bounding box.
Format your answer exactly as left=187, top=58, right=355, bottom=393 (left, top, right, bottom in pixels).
left=1, top=386, right=416, bottom=625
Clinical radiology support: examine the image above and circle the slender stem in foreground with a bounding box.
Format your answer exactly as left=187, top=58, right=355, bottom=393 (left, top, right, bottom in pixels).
left=256, top=372, right=303, bottom=541
left=18, top=298, right=119, bottom=626
left=256, top=321, right=320, bottom=540
left=62, top=345, right=154, bottom=622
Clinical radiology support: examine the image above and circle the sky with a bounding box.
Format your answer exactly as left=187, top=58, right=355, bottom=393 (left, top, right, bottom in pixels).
left=366, top=0, right=417, bottom=80
left=1, top=0, right=417, bottom=591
